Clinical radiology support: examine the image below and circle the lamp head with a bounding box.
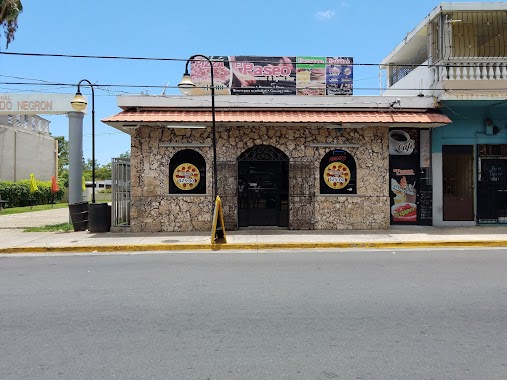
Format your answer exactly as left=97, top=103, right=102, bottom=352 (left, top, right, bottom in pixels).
left=71, top=91, right=87, bottom=112
left=178, top=72, right=196, bottom=96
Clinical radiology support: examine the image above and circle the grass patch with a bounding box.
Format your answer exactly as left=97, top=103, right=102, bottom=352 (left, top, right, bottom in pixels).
left=0, top=203, right=69, bottom=215
left=24, top=223, right=74, bottom=232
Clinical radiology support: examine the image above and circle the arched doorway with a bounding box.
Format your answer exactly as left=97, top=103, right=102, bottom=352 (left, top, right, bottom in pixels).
left=237, top=145, right=289, bottom=228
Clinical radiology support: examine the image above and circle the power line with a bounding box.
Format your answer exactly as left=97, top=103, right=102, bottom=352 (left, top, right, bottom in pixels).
left=0, top=51, right=373, bottom=65
left=4, top=51, right=504, bottom=70
left=2, top=80, right=507, bottom=92
left=0, top=51, right=188, bottom=62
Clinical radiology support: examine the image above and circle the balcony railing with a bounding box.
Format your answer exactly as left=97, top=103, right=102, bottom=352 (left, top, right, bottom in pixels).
left=433, top=60, right=507, bottom=81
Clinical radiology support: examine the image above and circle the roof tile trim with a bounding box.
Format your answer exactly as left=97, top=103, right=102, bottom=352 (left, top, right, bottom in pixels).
left=102, top=110, right=451, bottom=124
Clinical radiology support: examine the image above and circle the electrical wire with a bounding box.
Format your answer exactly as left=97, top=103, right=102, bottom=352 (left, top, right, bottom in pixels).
left=3, top=80, right=506, bottom=93
left=4, top=51, right=503, bottom=70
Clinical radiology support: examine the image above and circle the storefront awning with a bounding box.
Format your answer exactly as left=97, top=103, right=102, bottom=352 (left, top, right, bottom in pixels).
left=102, top=109, right=451, bottom=131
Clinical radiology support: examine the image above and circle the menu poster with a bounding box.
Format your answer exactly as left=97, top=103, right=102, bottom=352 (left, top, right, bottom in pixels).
left=190, top=56, right=231, bottom=95
left=320, top=150, right=357, bottom=194
left=229, top=56, right=297, bottom=95
left=390, top=162, right=418, bottom=223
left=326, top=57, right=353, bottom=96
left=173, top=163, right=201, bottom=191
left=296, top=56, right=326, bottom=96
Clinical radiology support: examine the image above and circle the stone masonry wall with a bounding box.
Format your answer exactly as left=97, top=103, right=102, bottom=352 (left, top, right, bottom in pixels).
left=130, top=124, right=390, bottom=232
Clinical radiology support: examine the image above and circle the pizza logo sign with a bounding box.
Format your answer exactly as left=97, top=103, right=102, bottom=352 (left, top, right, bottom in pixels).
left=324, top=162, right=351, bottom=189
left=173, top=163, right=200, bottom=191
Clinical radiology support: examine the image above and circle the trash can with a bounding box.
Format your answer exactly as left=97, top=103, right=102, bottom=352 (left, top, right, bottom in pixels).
left=88, top=203, right=111, bottom=233
left=69, top=202, right=89, bottom=231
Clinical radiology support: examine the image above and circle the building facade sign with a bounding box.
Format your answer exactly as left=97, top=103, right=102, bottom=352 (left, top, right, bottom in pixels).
left=0, top=93, right=83, bottom=115
left=190, top=56, right=353, bottom=96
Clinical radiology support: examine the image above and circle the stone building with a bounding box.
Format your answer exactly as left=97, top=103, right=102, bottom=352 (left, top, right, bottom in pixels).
left=102, top=95, right=450, bottom=232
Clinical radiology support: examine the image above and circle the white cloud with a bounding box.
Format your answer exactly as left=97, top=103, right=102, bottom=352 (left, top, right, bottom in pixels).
left=315, top=10, right=336, bottom=20
left=341, top=1, right=350, bottom=7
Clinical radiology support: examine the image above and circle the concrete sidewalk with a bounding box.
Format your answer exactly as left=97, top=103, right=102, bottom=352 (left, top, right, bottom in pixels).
left=2, top=208, right=507, bottom=253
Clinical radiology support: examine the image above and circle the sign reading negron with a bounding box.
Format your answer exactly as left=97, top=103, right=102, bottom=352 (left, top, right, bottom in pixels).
left=190, top=56, right=353, bottom=96
left=0, top=94, right=83, bottom=115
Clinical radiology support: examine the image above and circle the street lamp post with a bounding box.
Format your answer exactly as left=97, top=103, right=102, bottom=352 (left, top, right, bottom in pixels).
left=178, top=55, right=218, bottom=201
left=71, top=79, right=96, bottom=204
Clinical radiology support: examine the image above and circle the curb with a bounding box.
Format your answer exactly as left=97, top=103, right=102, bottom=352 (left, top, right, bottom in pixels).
left=0, top=240, right=506, bottom=254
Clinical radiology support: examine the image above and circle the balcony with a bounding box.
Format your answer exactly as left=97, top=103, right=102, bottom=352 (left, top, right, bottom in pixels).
left=434, top=60, right=507, bottom=82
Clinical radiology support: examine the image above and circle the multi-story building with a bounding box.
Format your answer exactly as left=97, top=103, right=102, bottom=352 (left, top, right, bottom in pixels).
left=381, top=2, right=507, bottom=226
left=0, top=114, right=57, bottom=182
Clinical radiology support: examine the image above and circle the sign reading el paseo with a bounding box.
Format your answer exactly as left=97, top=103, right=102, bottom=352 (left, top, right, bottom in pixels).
left=173, top=163, right=200, bottom=190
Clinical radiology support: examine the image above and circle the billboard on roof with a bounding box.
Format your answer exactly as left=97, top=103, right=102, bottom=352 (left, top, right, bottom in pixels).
left=189, top=56, right=353, bottom=96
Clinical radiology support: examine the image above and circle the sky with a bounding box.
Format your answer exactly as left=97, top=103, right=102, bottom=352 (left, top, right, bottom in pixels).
left=0, top=0, right=487, bottom=165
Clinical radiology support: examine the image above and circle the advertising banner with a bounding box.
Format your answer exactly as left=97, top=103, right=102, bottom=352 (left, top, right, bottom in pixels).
left=296, top=56, right=326, bottom=96
left=390, top=163, right=418, bottom=223
left=189, top=56, right=353, bottom=96
left=189, top=56, right=231, bottom=95
left=326, top=57, right=353, bottom=96
left=229, top=56, right=296, bottom=95
left=172, top=163, right=201, bottom=191
left=389, top=128, right=420, bottom=224
left=319, top=150, right=357, bottom=194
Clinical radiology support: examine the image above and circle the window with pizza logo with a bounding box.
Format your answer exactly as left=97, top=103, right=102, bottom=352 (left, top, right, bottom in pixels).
left=319, top=150, right=357, bottom=194
left=169, top=149, right=206, bottom=194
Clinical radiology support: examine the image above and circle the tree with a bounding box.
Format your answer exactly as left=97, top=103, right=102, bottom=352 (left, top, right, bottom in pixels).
left=82, top=159, right=111, bottom=181
left=95, top=163, right=112, bottom=181
left=55, top=136, right=69, bottom=172
left=55, top=136, right=69, bottom=187
left=0, top=0, right=23, bottom=48
left=119, top=151, right=131, bottom=159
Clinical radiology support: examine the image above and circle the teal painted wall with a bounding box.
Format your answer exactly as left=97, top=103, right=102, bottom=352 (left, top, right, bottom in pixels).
left=432, top=103, right=507, bottom=153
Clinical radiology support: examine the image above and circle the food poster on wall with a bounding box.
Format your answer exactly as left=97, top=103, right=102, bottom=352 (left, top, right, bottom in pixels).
left=296, top=57, right=326, bottom=96
left=190, top=56, right=231, bottom=95
left=173, top=163, right=201, bottom=191
left=326, top=57, right=353, bottom=96
left=390, top=162, right=418, bottom=223
left=320, top=150, right=356, bottom=194
left=229, top=56, right=297, bottom=95
left=389, top=128, right=421, bottom=224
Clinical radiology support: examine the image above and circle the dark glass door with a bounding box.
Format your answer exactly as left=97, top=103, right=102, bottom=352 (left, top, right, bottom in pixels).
left=478, top=158, right=507, bottom=223
left=238, top=157, right=289, bottom=228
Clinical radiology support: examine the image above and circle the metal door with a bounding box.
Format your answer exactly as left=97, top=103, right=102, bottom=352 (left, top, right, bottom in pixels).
left=477, top=158, right=507, bottom=223
left=237, top=145, right=289, bottom=228
left=111, top=157, right=130, bottom=227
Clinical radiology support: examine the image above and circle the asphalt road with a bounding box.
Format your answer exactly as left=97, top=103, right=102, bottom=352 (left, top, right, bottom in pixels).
left=1, top=249, right=506, bottom=380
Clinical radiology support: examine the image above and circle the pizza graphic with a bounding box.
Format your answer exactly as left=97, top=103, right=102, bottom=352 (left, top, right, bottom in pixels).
left=324, top=162, right=351, bottom=189
left=173, top=163, right=200, bottom=191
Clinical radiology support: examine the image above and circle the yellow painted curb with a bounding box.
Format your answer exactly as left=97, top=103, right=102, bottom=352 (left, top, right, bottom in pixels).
left=0, top=240, right=505, bottom=254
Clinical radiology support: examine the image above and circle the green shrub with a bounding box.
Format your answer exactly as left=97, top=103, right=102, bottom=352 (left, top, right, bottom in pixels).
left=0, top=179, right=65, bottom=207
